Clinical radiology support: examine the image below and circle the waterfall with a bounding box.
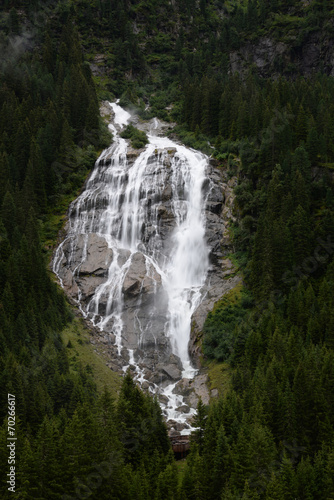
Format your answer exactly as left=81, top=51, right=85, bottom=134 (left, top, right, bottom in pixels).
left=53, top=101, right=211, bottom=431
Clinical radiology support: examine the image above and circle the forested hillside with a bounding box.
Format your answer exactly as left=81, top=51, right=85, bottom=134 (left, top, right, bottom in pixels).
left=1, top=0, right=334, bottom=498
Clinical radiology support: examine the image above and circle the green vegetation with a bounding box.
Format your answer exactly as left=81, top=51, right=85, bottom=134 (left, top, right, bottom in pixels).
left=206, top=361, right=232, bottom=397
left=203, top=283, right=252, bottom=361
left=62, top=315, right=121, bottom=396
left=189, top=36, right=334, bottom=499
left=120, top=124, right=148, bottom=149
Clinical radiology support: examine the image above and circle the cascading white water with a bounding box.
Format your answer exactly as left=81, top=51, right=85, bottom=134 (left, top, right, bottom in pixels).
left=53, top=102, right=210, bottom=429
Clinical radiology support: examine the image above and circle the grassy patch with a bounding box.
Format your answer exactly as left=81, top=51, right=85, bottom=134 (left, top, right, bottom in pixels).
left=271, top=13, right=306, bottom=29
left=176, top=457, right=190, bottom=486
left=62, top=314, right=122, bottom=398
left=176, top=458, right=188, bottom=473
left=211, top=281, right=243, bottom=313
left=205, top=360, right=232, bottom=398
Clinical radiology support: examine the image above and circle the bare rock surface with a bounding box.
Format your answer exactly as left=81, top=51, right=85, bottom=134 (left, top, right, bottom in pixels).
left=156, top=363, right=182, bottom=381
left=229, top=33, right=334, bottom=79
left=122, top=252, right=161, bottom=297
left=173, top=373, right=210, bottom=409
left=80, top=234, right=113, bottom=275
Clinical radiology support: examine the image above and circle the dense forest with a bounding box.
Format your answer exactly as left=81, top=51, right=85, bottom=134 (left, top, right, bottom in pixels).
left=1, top=0, right=334, bottom=498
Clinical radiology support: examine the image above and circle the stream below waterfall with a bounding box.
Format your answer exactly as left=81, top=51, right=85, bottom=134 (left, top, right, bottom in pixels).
left=53, top=101, right=227, bottom=434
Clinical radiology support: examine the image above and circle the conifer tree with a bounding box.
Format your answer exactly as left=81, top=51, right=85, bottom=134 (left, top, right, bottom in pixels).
left=191, top=398, right=207, bottom=454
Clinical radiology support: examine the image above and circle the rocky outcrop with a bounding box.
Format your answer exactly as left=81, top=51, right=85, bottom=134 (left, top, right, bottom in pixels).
left=80, top=234, right=114, bottom=275
left=188, top=168, right=241, bottom=367
left=204, top=165, right=237, bottom=262
left=229, top=32, right=334, bottom=78
left=122, top=252, right=161, bottom=297
left=173, top=372, right=210, bottom=408
left=230, top=38, right=287, bottom=78
left=57, top=233, right=114, bottom=303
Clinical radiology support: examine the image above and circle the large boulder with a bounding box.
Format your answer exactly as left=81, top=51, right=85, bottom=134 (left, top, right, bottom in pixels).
left=122, top=252, right=161, bottom=297
left=156, top=363, right=182, bottom=381
left=61, top=233, right=113, bottom=278
left=79, top=233, right=113, bottom=275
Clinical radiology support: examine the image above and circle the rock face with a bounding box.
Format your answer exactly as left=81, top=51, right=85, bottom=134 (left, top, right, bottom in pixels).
left=173, top=373, right=210, bottom=408
left=229, top=33, right=334, bottom=79
left=122, top=252, right=161, bottom=296
left=58, top=233, right=114, bottom=302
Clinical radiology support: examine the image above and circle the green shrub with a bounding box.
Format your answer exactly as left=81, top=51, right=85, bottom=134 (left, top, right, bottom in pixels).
left=120, top=124, right=149, bottom=149
left=203, top=288, right=253, bottom=361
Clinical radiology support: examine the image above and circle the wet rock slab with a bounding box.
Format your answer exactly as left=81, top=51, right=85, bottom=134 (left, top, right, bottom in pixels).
left=122, top=252, right=161, bottom=297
